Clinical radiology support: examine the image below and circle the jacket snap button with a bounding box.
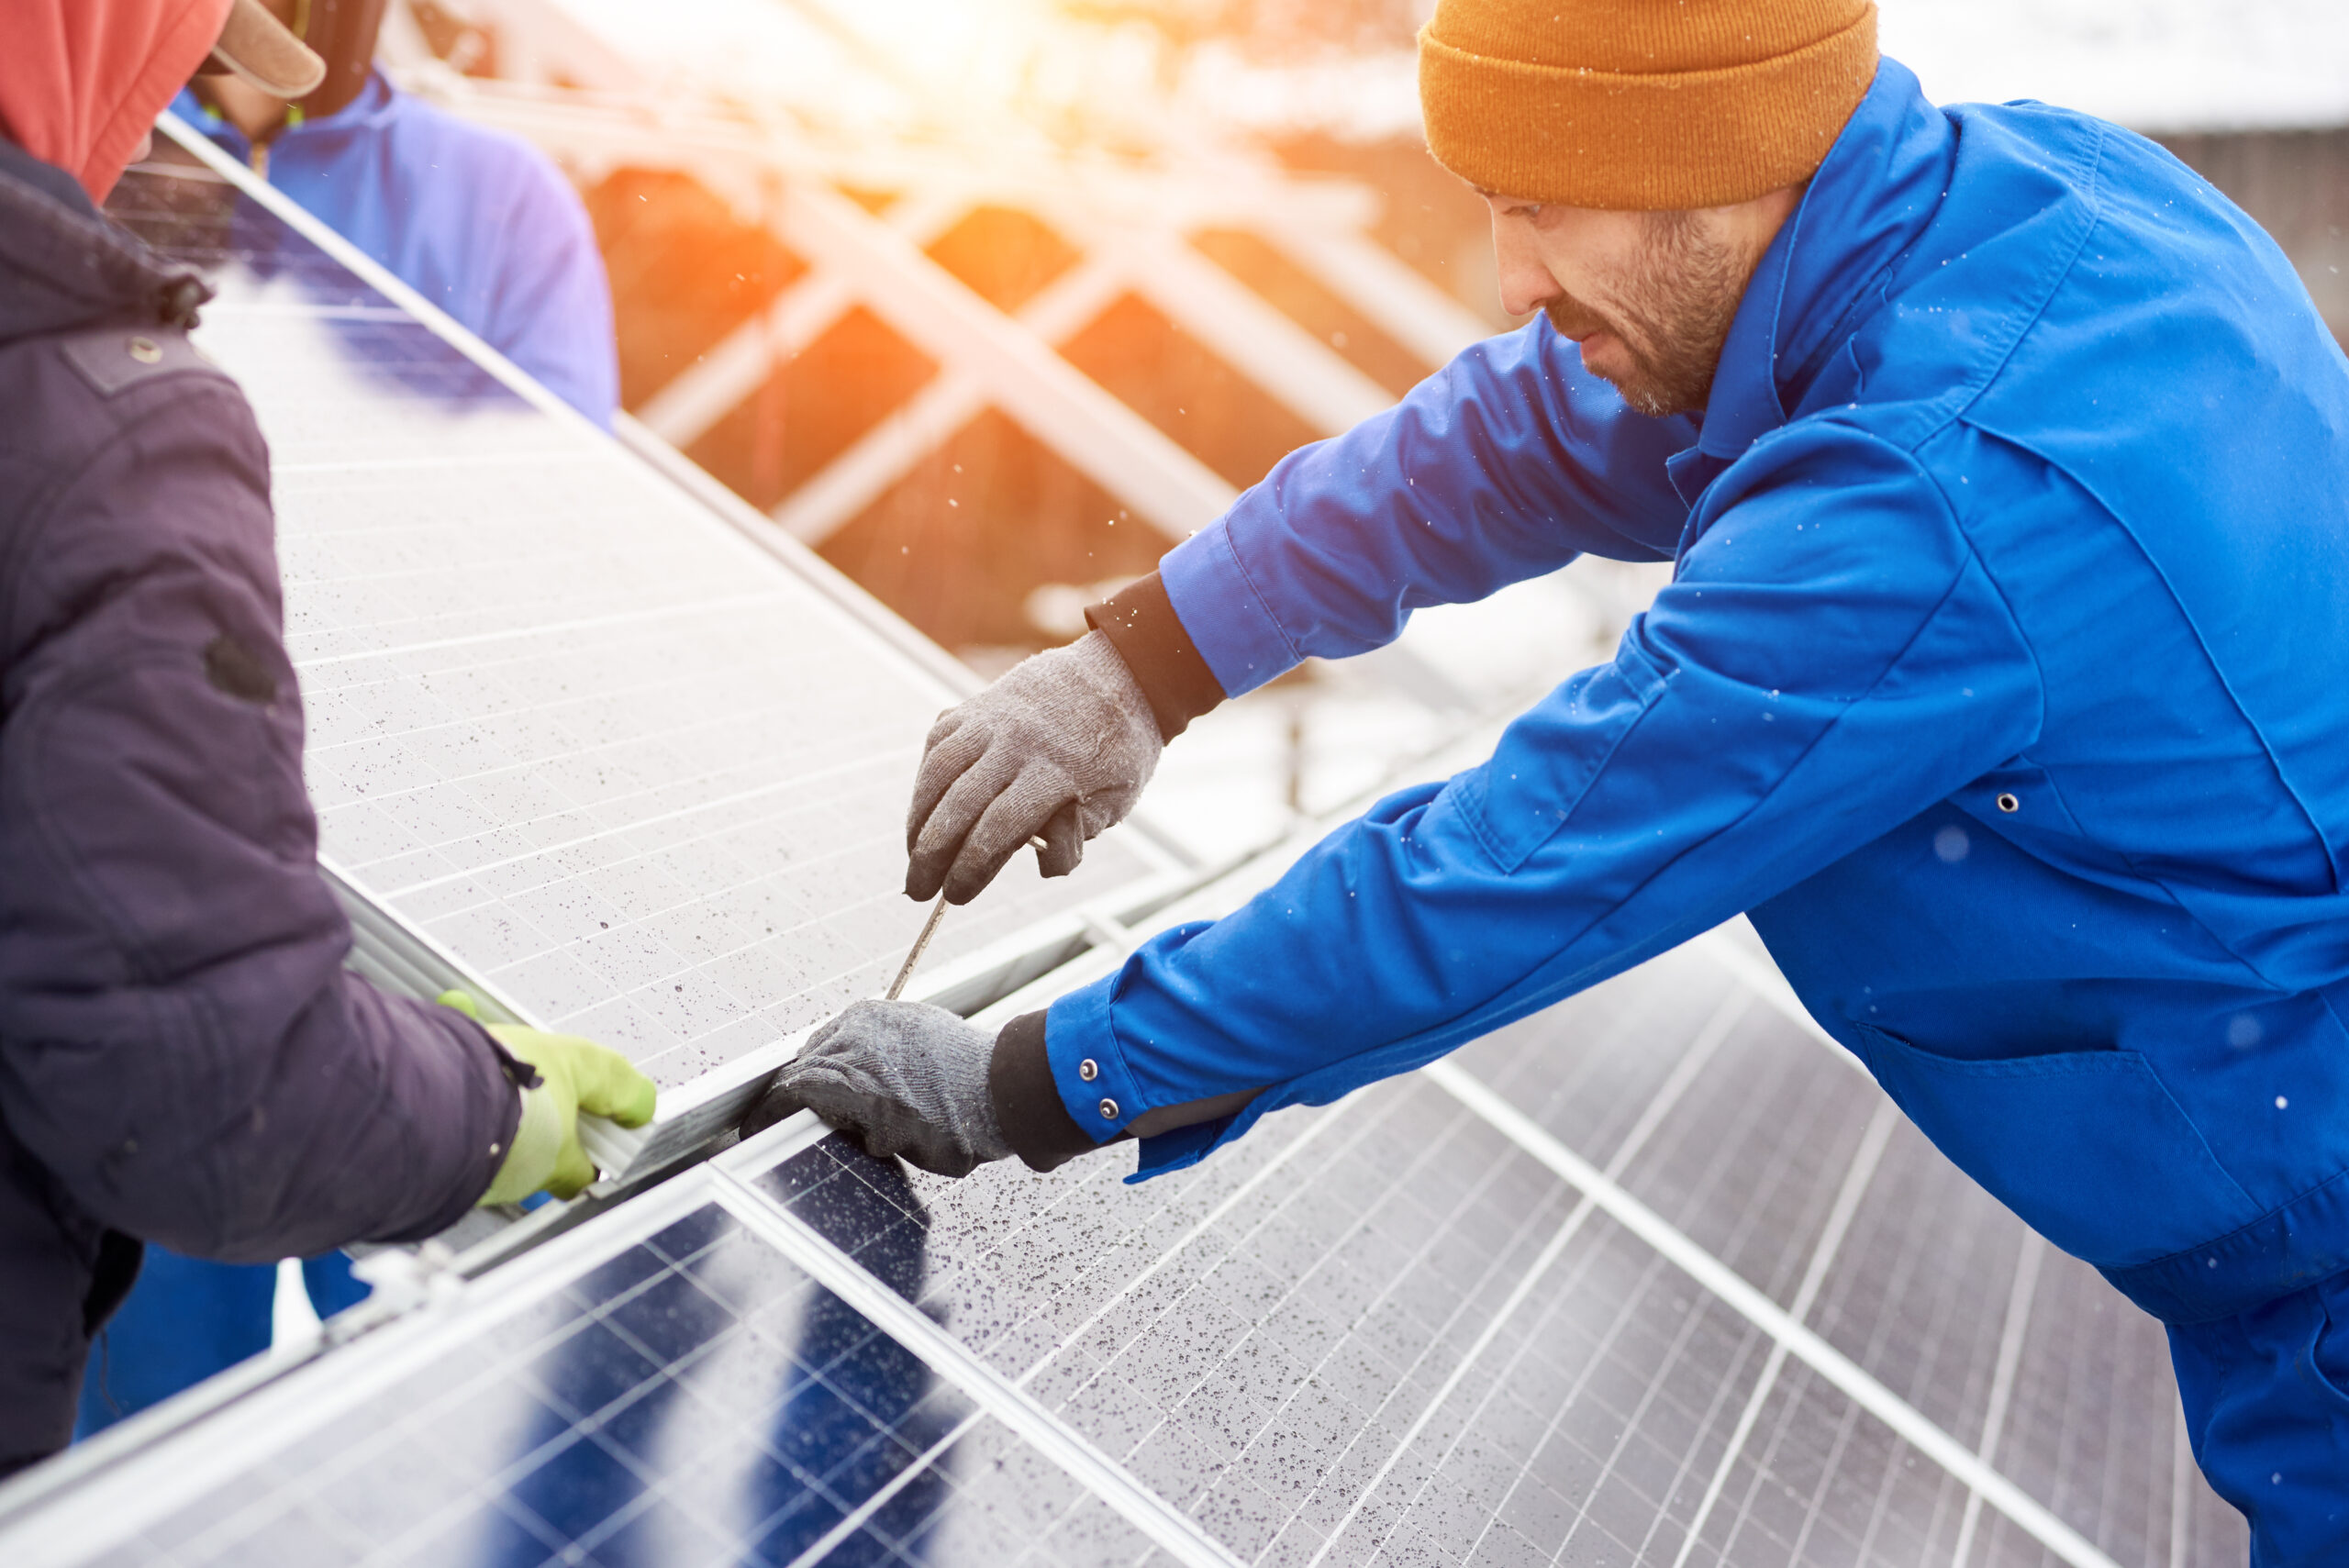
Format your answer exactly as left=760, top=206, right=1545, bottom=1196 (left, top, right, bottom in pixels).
left=1098, top=1098, right=1119, bottom=1119
left=1078, top=1059, right=1098, bottom=1082
left=1996, top=792, right=2021, bottom=813
left=127, top=336, right=161, bottom=364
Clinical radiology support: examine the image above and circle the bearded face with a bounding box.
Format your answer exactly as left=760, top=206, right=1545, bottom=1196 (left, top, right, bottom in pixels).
left=1541, top=209, right=1765, bottom=418
left=1484, top=185, right=1798, bottom=422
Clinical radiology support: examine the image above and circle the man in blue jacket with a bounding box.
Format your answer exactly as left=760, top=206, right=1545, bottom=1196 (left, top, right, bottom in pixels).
left=749, top=0, right=2349, bottom=1559
left=174, top=0, right=617, bottom=425
left=0, top=0, right=651, bottom=1476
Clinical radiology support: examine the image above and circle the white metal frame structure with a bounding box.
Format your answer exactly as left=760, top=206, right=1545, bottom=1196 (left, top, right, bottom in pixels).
left=395, top=72, right=1488, bottom=554
left=382, top=0, right=1496, bottom=562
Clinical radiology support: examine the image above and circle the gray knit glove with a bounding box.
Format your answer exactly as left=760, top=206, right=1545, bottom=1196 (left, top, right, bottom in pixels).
left=740, top=1000, right=1010, bottom=1177
left=907, top=630, right=1162, bottom=904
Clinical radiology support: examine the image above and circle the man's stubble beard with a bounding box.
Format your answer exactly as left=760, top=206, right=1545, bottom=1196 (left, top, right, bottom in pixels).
left=1544, top=211, right=1763, bottom=418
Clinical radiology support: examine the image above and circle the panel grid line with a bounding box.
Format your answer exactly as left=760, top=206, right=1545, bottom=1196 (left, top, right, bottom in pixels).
left=294, top=594, right=806, bottom=669
left=1309, top=990, right=1750, bottom=1566
left=1420, top=1058, right=2123, bottom=1568
left=778, top=1407, right=985, bottom=1568
left=707, top=1166, right=1248, bottom=1568
left=1013, top=1103, right=1359, bottom=1397
left=1667, top=1097, right=1900, bottom=1568
left=1949, top=1232, right=2050, bottom=1568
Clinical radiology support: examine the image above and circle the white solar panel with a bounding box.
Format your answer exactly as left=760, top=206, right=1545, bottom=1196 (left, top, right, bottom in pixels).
left=106, top=127, right=1181, bottom=1100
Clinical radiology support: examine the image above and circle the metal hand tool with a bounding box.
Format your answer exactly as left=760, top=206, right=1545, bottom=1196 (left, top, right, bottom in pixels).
left=885, top=835, right=1050, bottom=1000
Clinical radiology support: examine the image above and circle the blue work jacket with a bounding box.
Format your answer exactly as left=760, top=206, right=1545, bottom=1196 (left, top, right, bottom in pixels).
left=1048, top=58, right=2349, bottom=1327
left=173, top=74, right=618, bottom=426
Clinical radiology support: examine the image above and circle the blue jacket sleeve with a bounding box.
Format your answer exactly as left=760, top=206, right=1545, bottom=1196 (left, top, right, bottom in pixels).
left=0, top=345, right=521, bottom=1260
left=473, top=144, right=618, bottom=430
left=1161, top=315, right=1696, bottom=696
left=1049, top=423, right=2043, bottom=1174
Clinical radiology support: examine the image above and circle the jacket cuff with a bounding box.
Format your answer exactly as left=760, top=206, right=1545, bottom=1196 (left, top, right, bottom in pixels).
left=476, top=1084, right=558, bottom=1207
left=989, top=1011, right=1101, bottom=1172
left=374, top=1005, right=530, bottom=1242
left=1156, top=527, right=1304, bottom=698
left=1084, top=573, right=1228, bottom=740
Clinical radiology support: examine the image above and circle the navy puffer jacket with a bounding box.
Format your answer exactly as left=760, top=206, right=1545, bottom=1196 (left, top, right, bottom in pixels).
left=0, top=137, right=521, bottom=1474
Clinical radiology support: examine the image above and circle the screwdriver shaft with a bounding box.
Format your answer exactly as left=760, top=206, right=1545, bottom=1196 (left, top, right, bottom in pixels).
left=885, top=893, right=949, bottom=1001
left=885, top=834, right=1050, bottom=1001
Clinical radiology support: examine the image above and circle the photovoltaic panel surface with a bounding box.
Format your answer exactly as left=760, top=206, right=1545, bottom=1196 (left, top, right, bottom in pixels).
left=4, top=935, right=2246, bottom=1566
left=61, top=1198, right=1167, bottom=1568
left=731, top=935, right=2245, bottom=1568
left=99, top=139, right=1170, bottom=1091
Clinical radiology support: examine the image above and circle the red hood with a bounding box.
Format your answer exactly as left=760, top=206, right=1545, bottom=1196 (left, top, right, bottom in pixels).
left=0, top=0, right=235, bottom=202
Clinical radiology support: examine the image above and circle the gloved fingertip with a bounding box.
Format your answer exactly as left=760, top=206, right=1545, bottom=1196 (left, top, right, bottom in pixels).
left=1036, top=804, right=1083, bottom=879
left=547, top=1148, right=597, bottom=1200
left=804, top=1011, right=855, bottom=1054
left=942, top=835, right=1023, bottom=905
left=772, top=1060, right=859, bottom=1116
left=436, top=989, right=483, bottom=1020
left=906, top=1147, right=981, bottom=1179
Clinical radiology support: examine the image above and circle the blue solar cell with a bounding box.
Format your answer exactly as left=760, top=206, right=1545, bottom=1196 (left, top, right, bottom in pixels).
left=64, top=1205, right=1147, bottom=1567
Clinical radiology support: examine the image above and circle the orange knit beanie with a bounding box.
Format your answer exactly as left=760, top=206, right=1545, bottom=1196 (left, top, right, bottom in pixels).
left=1419, top=0, right=1880, bottom=211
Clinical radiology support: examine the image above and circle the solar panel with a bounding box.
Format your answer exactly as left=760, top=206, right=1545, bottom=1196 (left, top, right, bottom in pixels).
left=721, top=934, right=2244, bottom=1568
left=0, top=118, right=2248, bottom=1568
left=15, top=1177, right=1185, bottom=1567
left=749, top=1106, right=1743, bottom=1564
left=3, top=941, right=2246, bottom=1568
left=95, top=128, right=1183, bottom=1117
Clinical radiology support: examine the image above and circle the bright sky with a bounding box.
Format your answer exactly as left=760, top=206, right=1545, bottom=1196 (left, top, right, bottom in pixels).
left=552, top=0, right=1059, bottom=112
left=1878, top=0, right=2349, bottom=130
left=546, top=0, right=2349, bottom=136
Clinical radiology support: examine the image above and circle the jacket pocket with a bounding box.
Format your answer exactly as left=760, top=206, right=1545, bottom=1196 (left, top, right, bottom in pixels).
left=1464, top=642, right=1669, bottom=873
left=1853, top=1023, right=2266, bottom=1269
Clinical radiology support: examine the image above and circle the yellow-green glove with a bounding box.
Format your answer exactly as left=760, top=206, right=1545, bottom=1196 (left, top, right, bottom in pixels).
left=440, top=992, right=657, bottom=1204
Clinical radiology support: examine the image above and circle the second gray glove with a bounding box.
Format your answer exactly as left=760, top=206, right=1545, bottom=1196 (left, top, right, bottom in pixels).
left=906, top=630, right=1162, bottom=904
left=740, top=1000, right=1009, bottom=1177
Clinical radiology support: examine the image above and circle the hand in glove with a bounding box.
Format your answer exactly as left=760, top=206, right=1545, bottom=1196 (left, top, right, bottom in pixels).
left=740, top=999, right=1009, bottom=1177
left=440, top=992, right=657, bottom=1204
left=906, top=630, right=1162, bottom=905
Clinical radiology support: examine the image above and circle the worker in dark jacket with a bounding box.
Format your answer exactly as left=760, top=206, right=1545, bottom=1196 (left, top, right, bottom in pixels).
left=751, top=1, right=2349, bottom=1561
left=0, top=0, right=652, bottom=1478
left=77, top=0, right=621, bottom=1437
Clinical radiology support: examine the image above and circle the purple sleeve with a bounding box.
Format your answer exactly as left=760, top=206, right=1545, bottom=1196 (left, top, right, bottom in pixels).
left=0, top=351, right=519, bottom=1260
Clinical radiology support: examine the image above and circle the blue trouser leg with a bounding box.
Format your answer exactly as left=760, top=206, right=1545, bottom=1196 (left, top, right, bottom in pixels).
left=74, top=1251, right=273, bottom=1439
left=2167, top=1266, right=2349, bottom=1566
left=301, top=1251, right=372, bottom=1318
left=74, top=1249, right=374, bottom=1440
